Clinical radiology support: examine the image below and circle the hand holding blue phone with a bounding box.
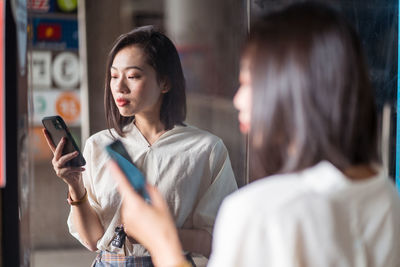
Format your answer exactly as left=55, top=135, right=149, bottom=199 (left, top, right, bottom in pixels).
left=105, top=140, right=151, bottom=203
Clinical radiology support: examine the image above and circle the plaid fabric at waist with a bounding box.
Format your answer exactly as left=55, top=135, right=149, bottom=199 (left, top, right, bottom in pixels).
left=94, top=251, right=154, bottom=267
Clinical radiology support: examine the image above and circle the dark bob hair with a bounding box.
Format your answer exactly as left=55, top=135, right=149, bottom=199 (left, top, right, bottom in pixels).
left=246, top=2, right=378, bottom=179
left=104, top=26, right=187, bottom=136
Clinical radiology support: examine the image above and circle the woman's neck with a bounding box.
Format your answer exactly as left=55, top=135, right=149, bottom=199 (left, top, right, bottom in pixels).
left=343, top=164, right=377, bottom=181
left=134, top=115, right=166, bottom=145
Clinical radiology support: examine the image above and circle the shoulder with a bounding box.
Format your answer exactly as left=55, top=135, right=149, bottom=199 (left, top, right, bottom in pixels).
left=168, top=124, right=226, bottom=152
left=221, top=173, right=308, bottom=215
left=377, top=175, right=400, bottom=213
left=84, top=129, right=116, bottom=152
left=218, top=171, right=334, bottom=230
left=176, top=124, right=221, bottom=140
left=178, top=124, right=225, bottom=146
left=211, top=173, right=321, bottom=265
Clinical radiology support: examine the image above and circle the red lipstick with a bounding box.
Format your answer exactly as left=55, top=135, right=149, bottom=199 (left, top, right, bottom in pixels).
left=116, top=98, right=129, bottom=107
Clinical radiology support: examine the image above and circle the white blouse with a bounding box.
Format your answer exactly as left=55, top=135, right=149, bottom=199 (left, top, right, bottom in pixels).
left=67, top=123, right=238, bottom=255
left=209, top=161, right=400, bottom=267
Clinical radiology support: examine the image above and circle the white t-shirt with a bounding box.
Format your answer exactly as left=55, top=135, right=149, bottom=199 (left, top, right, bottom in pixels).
left=67, top=123, right=238, bottom=255
left=209, top=161, right=400, bottom=267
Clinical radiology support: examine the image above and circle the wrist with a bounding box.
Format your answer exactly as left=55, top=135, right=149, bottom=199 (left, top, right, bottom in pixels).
left=68, top=183, right=86, bottom=201
left=150, top=237, right=186, bottom=267
left=152, top=253, right=187, bottom=267
left=67, top=188, right=88, bottom=205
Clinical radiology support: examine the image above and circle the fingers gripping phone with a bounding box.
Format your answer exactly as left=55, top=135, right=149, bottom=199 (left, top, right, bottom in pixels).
left=105, top=140, right=151, bottom=202
left=42, top=115, right=86, bottom=167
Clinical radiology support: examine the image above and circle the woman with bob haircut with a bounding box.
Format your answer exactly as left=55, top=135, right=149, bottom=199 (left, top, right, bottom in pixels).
left=109, top=2, right=400, bottom=267
left=43, top=26, right=237, bottom=266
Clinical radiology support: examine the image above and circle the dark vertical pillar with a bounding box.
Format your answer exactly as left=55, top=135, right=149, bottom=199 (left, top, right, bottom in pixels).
left=1, top=0, right=19, bottom=266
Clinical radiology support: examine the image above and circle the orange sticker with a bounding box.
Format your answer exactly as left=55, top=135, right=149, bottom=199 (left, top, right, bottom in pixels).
left=55, top=92, right=80, bottom=123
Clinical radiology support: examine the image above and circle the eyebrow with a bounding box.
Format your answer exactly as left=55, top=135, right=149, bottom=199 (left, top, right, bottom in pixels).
left=110, top=66, right=144, bottom=71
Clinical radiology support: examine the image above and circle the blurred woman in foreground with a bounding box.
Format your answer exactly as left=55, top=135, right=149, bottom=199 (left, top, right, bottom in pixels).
left=110, top=2, right=400, bottom=267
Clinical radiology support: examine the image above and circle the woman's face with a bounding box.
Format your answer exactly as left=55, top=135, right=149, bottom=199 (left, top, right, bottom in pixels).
left=233, top=56, right=252, bottom=134
left=110, top=45, right=167, bottom=118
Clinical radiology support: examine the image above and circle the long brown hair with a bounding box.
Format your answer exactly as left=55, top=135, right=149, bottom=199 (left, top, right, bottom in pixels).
left=104, top=26, right=187, bottom=137
left=246, top=2, right=378, bottom=179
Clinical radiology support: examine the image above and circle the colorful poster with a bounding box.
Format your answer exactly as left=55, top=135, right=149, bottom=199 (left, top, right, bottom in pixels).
left=33, top=90, right=81, bottom=126
left=31, top=17, right=78, bottom=50
left=28, top=0, right=77, bottom=13
left=31, top=50, right=80, bottom=89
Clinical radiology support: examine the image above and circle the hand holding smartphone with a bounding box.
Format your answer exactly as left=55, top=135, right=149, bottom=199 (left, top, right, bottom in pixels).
left=106, top=140, right=151, bottom=203
left=42, top=115, right=86, bottom=167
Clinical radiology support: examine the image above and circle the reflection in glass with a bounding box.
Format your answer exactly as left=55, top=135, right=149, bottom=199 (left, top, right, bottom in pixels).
left=30, top=1, right=247, bottom=266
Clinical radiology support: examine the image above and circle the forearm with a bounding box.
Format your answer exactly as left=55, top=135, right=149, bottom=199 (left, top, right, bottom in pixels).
left=178, top=229, right=212, bottom=258
left=69, top=185, right=104, bottom=251
left=150, top=238, right=186, bottom=267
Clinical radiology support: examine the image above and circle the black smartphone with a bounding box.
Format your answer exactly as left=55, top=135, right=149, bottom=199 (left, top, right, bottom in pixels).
left=105, top=140, right=150, bottom=202
left=42, top=115, right=86, bottom=167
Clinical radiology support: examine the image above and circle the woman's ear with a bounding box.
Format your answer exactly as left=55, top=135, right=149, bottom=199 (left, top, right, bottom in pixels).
left=160, top=78, right=171, bottom=94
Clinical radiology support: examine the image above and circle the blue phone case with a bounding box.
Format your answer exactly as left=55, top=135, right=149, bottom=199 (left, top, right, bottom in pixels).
left=106, top=140, right=151, bottom=202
